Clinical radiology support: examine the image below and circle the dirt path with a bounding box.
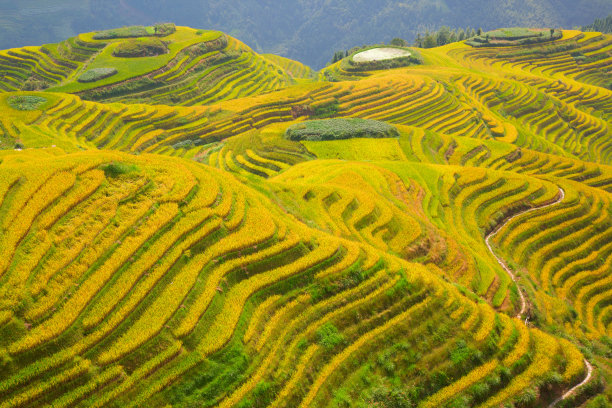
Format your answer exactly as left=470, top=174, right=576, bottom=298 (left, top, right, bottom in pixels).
left=484, top=187, right=565, bottom=319
left=484, top=187, right=594, bottom=405
left=548, top=359, right=593, bottom=407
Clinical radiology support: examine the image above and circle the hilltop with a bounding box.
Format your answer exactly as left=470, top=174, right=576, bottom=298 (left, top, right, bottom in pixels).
left=0, top=24, right=611, bottom=408
left=1, top=1, right=612, bottom=67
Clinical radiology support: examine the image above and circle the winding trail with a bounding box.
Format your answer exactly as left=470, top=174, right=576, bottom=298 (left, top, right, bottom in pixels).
left=485, top=187, right=565, bottom=319
left=548, top=359, right=593, bottom=407
left=483, top=187, right=594, bottom=405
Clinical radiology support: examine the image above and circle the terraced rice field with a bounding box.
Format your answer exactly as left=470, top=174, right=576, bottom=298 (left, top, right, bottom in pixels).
left=0, top=25, right=611, bottom=407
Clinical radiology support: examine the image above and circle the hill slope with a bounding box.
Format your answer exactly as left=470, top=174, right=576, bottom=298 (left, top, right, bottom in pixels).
left=0, top=27, right=611, bottom=407
left=0, top=26, right=294, bottom=106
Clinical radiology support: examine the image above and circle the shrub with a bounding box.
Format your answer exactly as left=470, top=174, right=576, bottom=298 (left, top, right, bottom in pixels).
left=390, top=38, right=409, bottom=47
left=466, top=27, right=562, bottom=47
left=93, top=26, right=150, bottom=40
left=93, top=24, right=176, bottom=39
left=316, top=322, right=344, bottom=350
left=101, top=162, right=138, bottom=178
left=113, top=38, right=169, bottom=58
left=8, top=95, right=47, bottom=111
left=312, top=100, right=340, bottom=118
left=77, top=67, right=118, bottom=83
left=284, top=118, right=399, bottom=141
left=21, top=77, right=50, bottom=91
left=153, top=23, right=176, bottom=36
left=586, top=395, right=611, bottom=408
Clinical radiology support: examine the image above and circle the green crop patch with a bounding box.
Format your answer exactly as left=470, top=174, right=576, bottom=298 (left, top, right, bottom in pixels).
left=93, top=23, right=176, bottom=40
left=285, top=118, right=399, bottom=141
left=101, top=161, right=139, bottom=178
left=7, top=95, right=48, bottom=111
left=113, top=38, right=169, bottom=58
left=77, top=67, right=118, bottom=83
left=466, top=27, right=562, bottom=47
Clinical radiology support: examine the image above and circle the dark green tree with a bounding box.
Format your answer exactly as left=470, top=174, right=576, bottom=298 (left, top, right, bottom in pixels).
left=436, top=26, right=451, bottom=46
left=414, top=33, right=423, bottom=48
left=423, top=31, right=437, bottom=48
left=331, top=50, right=345, bottom=63
left=390, top=37, right=408, bottom=47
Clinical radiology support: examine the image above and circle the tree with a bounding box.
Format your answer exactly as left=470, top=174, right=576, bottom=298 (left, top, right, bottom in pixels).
left=390, top=37, right=408, bottom=47
left=477, top=28, right=483, bottom=36
left=414, top=33, right=423, bottom=48
left=436, top=26, right=451, bottom=46
left=331, top=50, right=345, bottom=64
left=550, top=28, right=555, bottom=37
left=423, top=31, right=437, bottom=48
left=457, top=28, right=466, bottom=41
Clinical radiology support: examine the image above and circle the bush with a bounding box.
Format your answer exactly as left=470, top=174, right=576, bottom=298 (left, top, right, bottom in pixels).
left=77, top=67, right=118, bottom=83
left=312, top=100, right=340, bottom=118
left=101, top=162, right=138, bottom=178
left=285, top=118, right=399, bottom=141
left=93, top=26, right=151, bottom=40
left=8, top=95, right=47, bottom=111
left=466, top=27, right=562, bottom=47
left=21, top=77, right=50, bottom=91
left=153, top=23, right=176, bottom=36
left=93, top=24, right=175, bottom=40
left=113, top=38, right=168, bottom=58
left=316, top=322, right=344, bottom=349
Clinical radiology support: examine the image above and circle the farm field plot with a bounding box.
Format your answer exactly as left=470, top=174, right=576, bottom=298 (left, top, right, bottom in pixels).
left=0, top=24, right=611, bottom=408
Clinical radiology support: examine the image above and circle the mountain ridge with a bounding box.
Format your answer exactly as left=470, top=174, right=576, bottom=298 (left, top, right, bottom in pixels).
left=1, top=1, right=612, bottom=67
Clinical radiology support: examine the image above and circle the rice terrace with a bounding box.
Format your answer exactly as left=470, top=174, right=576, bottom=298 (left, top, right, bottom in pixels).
left=0, top=8, right=611, bottom=408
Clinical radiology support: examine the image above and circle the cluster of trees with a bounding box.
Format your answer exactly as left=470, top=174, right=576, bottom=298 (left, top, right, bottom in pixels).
left=328, top=28, right=475, bottom=63
left=331, top=50, right=349, bottom=64
left=582, top=14, right=612, bottom=33
left=413, top=27, right=480, bottom=48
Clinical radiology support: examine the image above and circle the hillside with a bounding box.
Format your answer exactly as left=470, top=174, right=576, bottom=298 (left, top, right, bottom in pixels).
left=1, top=1, right=612, bottom=68
left=0, top=25, right=611, bottom=408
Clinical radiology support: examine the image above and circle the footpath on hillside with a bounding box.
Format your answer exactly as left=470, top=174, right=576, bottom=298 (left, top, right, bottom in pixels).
left=484, top=187, right=593, bottom=406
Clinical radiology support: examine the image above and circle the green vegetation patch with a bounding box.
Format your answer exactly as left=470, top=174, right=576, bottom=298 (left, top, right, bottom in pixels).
left=466, top=27, right=562, bottom=47
left=113, top=38, right=169, bottom=58
left=93, top=23, right=176, bottom=40
left=77, top=67, right=118, bottom=83
left=7, top=95, right=48, bottom=111
left=101, top=161, right=139, bottom=178
left=316, top=322, right=344, bottom=350
left=285, top=118, right=399, bottom=141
